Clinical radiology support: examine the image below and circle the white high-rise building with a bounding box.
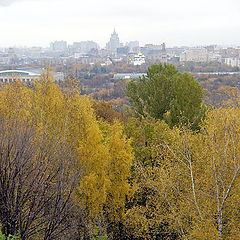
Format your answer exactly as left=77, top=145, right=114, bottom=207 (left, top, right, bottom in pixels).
left=106, top=29, right=121, bottom=54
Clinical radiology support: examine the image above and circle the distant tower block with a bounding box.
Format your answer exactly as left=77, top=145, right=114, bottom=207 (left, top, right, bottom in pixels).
left=8, top=48, right=17, bottom=64
left=106, top=29, right=121, bottom=54
left=161, top=42, right=167, bottom=63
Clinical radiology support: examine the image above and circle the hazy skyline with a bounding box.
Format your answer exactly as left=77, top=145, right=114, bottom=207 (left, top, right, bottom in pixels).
left=0, top=0, right=239, bottom=48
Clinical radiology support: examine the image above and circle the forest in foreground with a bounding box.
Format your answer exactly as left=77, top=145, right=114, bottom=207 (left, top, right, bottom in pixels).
left=0, top=64, right=239, bottom=240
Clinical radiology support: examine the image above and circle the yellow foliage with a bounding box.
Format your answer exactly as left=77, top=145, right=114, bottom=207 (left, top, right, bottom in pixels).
left=151, top=107, right=240, bottom=239
left=105, top=121, right=133, bottom=221
left=0, top=81, right=33, bottom=123
left=0, top=72, right=134, bottom=226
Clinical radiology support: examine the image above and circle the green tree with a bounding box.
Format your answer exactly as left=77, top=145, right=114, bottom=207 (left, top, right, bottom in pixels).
left=126, top=63, right=205, bottom=129
left=0, top=231, right=20, bottom=240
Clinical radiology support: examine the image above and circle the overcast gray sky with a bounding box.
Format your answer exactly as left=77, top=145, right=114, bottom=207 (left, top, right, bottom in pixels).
left=0, top=0, right=239, bottom=48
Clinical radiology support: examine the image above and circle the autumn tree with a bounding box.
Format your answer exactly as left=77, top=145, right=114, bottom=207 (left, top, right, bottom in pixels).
left=104, top=121, right=133, bottom=239
left=123, top=117, right=180, bottom=239
left=0, top=72, right=134, bottom=240
left=0, top=117, right=78, bottom=240
left=33, top=72, right=134, bottom=239
left=131, top=107, right=240, bottom=239
left=92, top=100, right=123, bottom=124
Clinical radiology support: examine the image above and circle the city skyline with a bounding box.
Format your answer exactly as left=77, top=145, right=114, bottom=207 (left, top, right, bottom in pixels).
left=0, top=0, right=240, bottom=48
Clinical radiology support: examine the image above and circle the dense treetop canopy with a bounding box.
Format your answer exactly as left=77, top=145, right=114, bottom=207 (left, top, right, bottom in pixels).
left=126, top=63, right=205, bottom=129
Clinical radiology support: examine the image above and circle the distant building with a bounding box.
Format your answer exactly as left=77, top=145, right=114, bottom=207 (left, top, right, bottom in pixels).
left=74, top=53, right=85, bottom=59
left=167, top=55, right=180, bottom=63
left=220, top=48, right=240, bottom=58
left=73, top=54, right=101, bottom=64
left=0, top=69, right=41, bottom=83
left=0, top=51, right=9, bottom=65
left=141, top=44, right=162, bottom=55
left=26, top=47, right=43, bottom=59
left=140, top=43, right=167, bottom=63
left=180, top=48, right=207, bottom=62
left=224, top=57, right=240, bottom=67
left=166, top=47, right=186, bottom=57
left=101, top=57, right=113, bottom=66
left=50, top=41, right=68, bottom=51
left=132, top=52, right=146, bottom=65
left=113, top=73, right=147, bottom=80
left=161, top=43, right=167, bottom=63
left=0, top=69, right=64, bottom=83
left=208, top=52, right=221, bottom=62
left=7, top=48, right=18, bottom=64
left=106, top=29, right=121, bottom=54
left=100, top=56, right=122, bottom=66
left=126, top=41, right=139, bottom=52
left=205, top=45, right=217, bottom=52
left=117, top=46, right=129, bottom=55
left=180, top=48, right=221, bottom=63
left=72, top=41, right=99, bottom=54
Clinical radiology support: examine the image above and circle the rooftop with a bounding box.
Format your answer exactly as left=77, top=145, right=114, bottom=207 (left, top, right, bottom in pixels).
left=0, top=69, right=41, bottom=77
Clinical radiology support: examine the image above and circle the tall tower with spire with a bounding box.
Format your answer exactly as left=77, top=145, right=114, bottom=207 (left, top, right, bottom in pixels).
left=106, top=29, right=121, bottom=54
left=161, top=42, right=167, bottom=63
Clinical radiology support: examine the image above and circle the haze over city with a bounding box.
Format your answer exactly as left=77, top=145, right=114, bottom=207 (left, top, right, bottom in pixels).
left=0, top=0, right=240, bottom=48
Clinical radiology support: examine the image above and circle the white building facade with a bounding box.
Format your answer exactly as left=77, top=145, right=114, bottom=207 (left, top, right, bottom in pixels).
left=132, top=53, right=146, bottom=66
left=224, top=57, right=240, bottom=67
left=180, top=48, right=221, bottom=63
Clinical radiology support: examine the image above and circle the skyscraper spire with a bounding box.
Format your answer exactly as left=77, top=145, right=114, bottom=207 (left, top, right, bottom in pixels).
left=106, top=28, right=120, bottom=54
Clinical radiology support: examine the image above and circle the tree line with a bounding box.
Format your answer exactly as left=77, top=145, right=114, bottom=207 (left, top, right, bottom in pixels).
left=0, top=64, right=239, bottom=239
